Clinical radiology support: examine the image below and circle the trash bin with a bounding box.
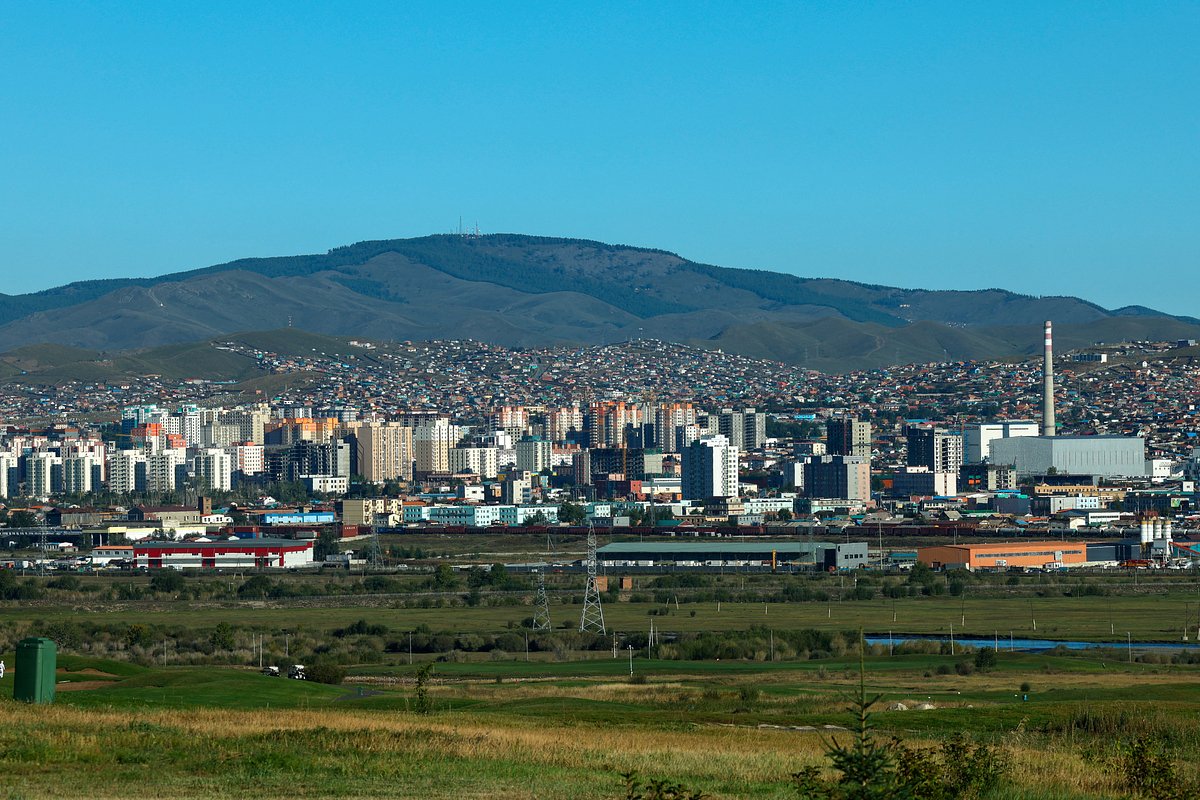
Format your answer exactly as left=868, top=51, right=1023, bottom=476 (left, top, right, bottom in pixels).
left=13, top=637, right=56, bottom=704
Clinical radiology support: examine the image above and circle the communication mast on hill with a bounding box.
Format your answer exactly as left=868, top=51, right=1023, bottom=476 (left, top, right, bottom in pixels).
left=579, top=524, right=606, bottom=634
left=532, top=570, right=552, bottom=631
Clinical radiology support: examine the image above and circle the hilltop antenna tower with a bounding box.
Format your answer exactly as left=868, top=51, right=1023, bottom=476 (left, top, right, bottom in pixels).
left=579, top=524, right=606, bottom=634
left=532, top=570, right=552, bottom=631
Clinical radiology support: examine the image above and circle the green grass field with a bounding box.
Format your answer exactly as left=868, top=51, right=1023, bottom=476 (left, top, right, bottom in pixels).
left=4, top=568, right=1200, bottom=798
left=2, top=646, right=1199, bottom=799
left=4, top=592, right=1199, bottom=643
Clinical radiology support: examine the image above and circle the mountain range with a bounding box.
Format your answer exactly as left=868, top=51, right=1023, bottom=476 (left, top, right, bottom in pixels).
left=2, top=233, right=1197, bottom=373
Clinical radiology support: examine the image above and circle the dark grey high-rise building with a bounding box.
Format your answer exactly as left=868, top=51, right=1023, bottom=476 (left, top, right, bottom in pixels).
left=802, top=455, right=871, bottom=503
left=826, top=418, right=872, bottom=458
left=905, top=425, right=964, bottom=473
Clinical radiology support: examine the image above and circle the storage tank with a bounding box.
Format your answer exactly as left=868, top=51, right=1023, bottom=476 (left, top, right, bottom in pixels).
left=1141, top=519, right=1153, bottom=545
left=13, top=637, right=56, bottom=704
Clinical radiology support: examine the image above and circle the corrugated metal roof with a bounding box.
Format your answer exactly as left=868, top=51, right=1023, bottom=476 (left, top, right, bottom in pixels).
left=133, top=538, right=308, bottom=549
left=599, top=541, right=834, bottom=554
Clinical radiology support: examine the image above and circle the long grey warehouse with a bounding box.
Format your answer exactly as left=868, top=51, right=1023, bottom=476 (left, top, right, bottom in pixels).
left=597, top=541, right=869, bottom=571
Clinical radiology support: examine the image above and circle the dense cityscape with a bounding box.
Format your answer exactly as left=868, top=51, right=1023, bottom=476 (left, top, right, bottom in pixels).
left=2, top=328, right=1199, bottom=573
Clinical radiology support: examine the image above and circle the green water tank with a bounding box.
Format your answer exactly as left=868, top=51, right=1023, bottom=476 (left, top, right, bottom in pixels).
left=13, top=637, right=56, bottom=704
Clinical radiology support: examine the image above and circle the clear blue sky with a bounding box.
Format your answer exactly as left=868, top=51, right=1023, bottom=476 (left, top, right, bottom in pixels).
left=2, top=2, right=1197, bottom=314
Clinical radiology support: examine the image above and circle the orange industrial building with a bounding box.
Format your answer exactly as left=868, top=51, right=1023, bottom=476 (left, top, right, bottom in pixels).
left=918, top=541, right=1088, bottom=571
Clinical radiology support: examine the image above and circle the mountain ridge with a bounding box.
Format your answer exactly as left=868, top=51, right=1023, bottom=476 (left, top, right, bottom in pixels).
left=1, top=233, right=1196, bottom=370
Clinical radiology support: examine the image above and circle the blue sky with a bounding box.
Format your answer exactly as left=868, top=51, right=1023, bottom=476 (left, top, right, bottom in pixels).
left=1, top=3, right=1196, bottom=313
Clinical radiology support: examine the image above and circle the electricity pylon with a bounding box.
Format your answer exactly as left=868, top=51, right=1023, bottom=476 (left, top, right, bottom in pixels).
left=579, top=524, right=606, bottom=634
left=532, top=570, right=552, bottom=631
left=365, top=527, right=384, bottom=570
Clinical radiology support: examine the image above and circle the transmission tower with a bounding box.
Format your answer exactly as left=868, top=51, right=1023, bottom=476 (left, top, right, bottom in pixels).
left=37, top=514, right=48, bottom=577
left=579, top=524, right=606, bottom=634
left=532, top=570, right=552, bottom=631
left=365, top=526, right=384, bottom=570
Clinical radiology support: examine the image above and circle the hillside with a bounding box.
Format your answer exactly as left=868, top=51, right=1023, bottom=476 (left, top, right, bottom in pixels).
left=0, top=233, right=1196, bottom=369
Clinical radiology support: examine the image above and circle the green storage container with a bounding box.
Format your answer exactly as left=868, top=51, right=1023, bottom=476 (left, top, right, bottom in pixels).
left=13, top=637, right=56, bottom=704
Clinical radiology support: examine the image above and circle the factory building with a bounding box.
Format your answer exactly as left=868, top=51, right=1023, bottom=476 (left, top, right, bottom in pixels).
left=132, top=538, right=314, bottom=569
left=989, top=435, right=1146, bottom=478
left=597, top=540, right=869, bottom=571
left=964, top=421, right=1039, bottom=463
left=983, top=321, right=1144, bottom=479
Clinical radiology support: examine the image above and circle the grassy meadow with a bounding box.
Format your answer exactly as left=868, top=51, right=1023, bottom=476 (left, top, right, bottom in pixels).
left=2, top=648, right=1199, bottom=799
left=3, top=561, right=1200, bottom=797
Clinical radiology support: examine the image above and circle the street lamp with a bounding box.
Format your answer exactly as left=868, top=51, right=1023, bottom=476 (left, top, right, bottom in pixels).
left=627, top=644, right=634, bottom=676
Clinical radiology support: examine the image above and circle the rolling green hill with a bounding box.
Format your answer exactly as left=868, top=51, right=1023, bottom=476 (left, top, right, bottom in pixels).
left=0, top=233, right=1196, bottom=369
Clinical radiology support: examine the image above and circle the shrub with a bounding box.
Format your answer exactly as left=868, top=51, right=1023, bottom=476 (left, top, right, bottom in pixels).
left=973, top=647, right=997, bottom=673
left=621, top=771, right=703, bottom=800
left=413, top=662, right=434, bottom=714
left=305, top=662, right=346, bottom=685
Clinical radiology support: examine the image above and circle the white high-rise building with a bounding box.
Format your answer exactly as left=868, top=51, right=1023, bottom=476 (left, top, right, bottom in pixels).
left=107, top=450, right=146, bottom=494
left=681, top=434, right=739, bottom=500
left=226, top=405, right=271, bottom=445
left=412, top=418, right=460, bottom=475
left=62, top=455, right=101, bottom=494
left=342, top=421, right=413, bottom=483
left=147, top=449, right=186, bottom=492
left=25, top=452, right=62, bottom=497
left=546, top=405, right=584, bottom=443
left=0, top=453, right=16, bottom=498
left=449, top=447, right=499, bottom=479
left=231, top=443, right=265, bottom=477
left=194, top=448, right=233, bottom=491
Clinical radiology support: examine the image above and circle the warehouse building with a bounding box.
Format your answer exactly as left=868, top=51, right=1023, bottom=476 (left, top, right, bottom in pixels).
left=132, top=538, right=314, bottom=569
left=918, top=541, right=1088, bottom=571
left=597, top=540, right=868, bottom=571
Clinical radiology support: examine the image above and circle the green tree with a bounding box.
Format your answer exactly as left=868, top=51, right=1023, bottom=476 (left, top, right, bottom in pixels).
left=973, top=647, right=997, bottom=673
left=237, top=574, right=275, bottom=598
left=7, top=510, right=37, bottom=528
left=432, top=563, right=457, bottom=591
left=558, top=500, right=587, bottom=525
left=124, top=623, right=153, bottom=649
left=209, top=622, right=235, bottom=651
left=313, top=528, right=339, bottom=561
left=150, top=570, right=185, bottom=594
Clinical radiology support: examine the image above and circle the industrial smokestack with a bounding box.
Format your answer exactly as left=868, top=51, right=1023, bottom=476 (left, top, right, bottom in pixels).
left=1042, top=320, right=1056, bottom=437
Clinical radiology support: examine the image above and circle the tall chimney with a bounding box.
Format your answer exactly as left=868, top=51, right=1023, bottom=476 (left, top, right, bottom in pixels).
left=1042, top=320, right=1056, bottom=437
